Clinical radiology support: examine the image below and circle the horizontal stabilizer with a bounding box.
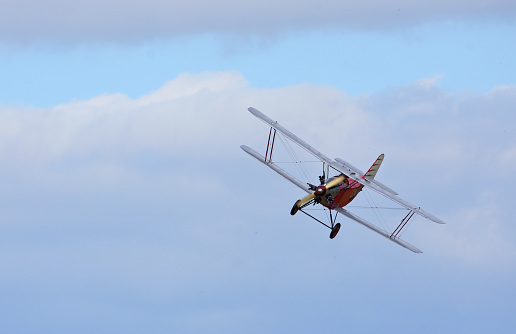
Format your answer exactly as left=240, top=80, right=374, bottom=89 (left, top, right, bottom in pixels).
left=332, top=160, right=444, bottom=224
left=335, top=157, right=398, bottom=195
left=333, top=157, right=365, bottom=176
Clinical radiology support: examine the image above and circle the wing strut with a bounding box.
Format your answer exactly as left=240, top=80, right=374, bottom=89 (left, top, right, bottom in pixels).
left=265, top=127, right=277, bottom=163
left=391, top=210, right=416, bottom=239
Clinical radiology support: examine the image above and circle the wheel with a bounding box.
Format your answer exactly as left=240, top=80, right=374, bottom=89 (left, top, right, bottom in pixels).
left=329, top=223, right=341, bottom=239
left=290, top=200, right=301, bottom=215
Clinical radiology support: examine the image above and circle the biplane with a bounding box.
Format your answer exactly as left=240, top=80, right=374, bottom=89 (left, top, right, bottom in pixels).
left=241, top=107, right=444, bottom=253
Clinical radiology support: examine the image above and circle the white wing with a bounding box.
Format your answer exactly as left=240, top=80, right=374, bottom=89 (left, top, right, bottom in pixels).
left=334, top=207, right=423, bottom=253
left=248, top=107, right=334, bottom=165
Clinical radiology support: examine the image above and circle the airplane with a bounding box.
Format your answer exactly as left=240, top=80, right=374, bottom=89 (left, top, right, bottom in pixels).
left=241, top=107, right=445, bottom=253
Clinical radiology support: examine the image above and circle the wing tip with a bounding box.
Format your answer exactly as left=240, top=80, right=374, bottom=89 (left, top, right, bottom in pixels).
left=394, top=238, right=423, bottom=253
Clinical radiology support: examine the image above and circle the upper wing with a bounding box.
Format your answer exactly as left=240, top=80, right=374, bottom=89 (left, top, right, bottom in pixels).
left=334, top=207, right=423, bottom=253
left=248, top=107, right=334, bottom=165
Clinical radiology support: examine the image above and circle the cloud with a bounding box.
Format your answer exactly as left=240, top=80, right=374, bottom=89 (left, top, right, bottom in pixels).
left=1, top=71, right=515, bottom=187
left=1, top=71, right=515, bottom=267
left=434, top=192, right=516, bottom=269
left=1, top=0, right=515, bottom=44
left=1, top=70, right=516, bottom=332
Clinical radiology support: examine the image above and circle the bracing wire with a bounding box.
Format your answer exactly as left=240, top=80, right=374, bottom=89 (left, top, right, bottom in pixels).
left=277, top=133, right=313, bottom=183
left=363, top=188, right=389, bottom=231
left=347, top=206, right=407, bottom=210
left=271, top=131, right=418, bottom=236
left=359, top=188, right=415, bottom=237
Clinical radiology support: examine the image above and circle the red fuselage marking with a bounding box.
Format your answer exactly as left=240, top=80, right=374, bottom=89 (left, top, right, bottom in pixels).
left=324, top=180, right=363, bottom=210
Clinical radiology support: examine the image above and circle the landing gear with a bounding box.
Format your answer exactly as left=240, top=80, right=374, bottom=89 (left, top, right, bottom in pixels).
left=330, top=223, right=341, bottom=239
left=328, top=209, right=340, bottom=239
left=294, top=201, right=342, bottom=240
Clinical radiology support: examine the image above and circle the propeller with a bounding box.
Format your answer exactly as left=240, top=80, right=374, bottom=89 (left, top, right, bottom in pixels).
left=290, top=174, right=346, bottom=215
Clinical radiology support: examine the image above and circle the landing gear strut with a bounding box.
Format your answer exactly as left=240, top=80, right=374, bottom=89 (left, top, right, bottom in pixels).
left=328, top=209, right=340, bottom=239
left=295, top=204, right=342, bottom=239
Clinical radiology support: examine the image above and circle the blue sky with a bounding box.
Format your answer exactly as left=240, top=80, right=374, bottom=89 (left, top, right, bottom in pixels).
left=2, top=20, right=515, bottom=107
left=1, top=1, right=516, bottom=333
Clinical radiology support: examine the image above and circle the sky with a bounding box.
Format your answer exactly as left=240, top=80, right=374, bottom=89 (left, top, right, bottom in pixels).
left=1, top=1, right=516, bottom=333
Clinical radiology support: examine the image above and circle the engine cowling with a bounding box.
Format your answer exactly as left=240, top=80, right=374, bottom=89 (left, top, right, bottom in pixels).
left=315, top=185, right=326, bottom=196
left=290, top=175, right=346, bottom=215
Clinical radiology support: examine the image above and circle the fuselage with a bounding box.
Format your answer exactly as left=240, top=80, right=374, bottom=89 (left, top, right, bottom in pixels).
left=320, top=177, right=363, bottom=210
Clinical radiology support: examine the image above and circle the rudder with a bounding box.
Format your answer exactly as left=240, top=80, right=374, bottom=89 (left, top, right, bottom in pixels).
left=364, top=154, right=384, bottom=180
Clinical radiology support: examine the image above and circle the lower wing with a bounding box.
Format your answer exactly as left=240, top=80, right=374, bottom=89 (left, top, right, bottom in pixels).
left=241, top=144, right=422, bottom=253
left=334, top=207, right=423, bottom=253
left=241, top=145, right=311, bottom=194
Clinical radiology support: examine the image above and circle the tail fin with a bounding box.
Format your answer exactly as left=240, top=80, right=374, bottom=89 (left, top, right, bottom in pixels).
left=364, top=154, right=384, bottom=180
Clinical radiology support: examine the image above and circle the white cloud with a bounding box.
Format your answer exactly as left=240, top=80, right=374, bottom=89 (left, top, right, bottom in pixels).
left=1, top=71, right=515, bottom=184
left=1, top=71, right=515, bottom=248
left=418, top=190, right=516, bottom=270
left=1, top=71, right=515, bottom=332
left=1, top=0, right=515, bottom=44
